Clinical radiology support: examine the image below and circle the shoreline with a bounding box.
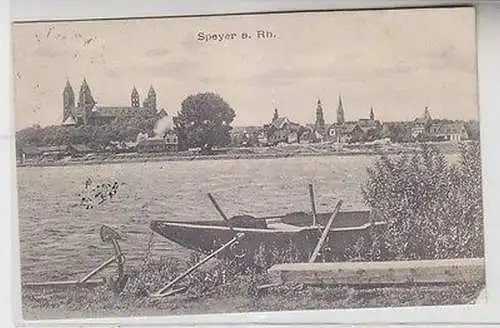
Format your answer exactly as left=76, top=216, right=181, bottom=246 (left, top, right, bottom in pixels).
left=16, top=141, right=467, bottom=168
left=17, top=148, right=425, bottom=169
left=17, top=150, right=411, bottom=168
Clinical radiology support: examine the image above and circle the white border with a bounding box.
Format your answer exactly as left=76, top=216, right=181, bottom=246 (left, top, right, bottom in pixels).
left=4, top=0, right=500, bottom=327
left=9, top=0, right=475, bottom=22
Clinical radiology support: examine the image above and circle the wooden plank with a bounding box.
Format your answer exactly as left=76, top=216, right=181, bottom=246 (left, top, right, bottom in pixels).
left=266, top=222, right=304, bottom=231
left=309, top=200, right=343, bottom=263
left=269, top=258, right=485, bottom=286
left=23, top=279, right=106, bottom=289
left=309, top=184, right=318, bottom=227
left=160, top=286, right=187, bottom=297
left=256, top=283, right=282, bottom=291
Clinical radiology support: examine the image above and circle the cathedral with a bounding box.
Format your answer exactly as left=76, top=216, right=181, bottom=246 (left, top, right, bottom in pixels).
left=62, top=78, right=161, bottom=126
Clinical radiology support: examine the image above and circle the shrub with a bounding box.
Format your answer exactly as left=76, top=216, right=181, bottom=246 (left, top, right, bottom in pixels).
left=361, top=142, right=484, bottom=260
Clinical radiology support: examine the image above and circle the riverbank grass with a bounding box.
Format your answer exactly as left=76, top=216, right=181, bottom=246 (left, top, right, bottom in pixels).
left=22, top=254, right=484, bottom=320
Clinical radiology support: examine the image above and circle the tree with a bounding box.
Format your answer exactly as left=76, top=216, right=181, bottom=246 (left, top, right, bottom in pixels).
left=108, top=110, right=158, bottom=142
left=361, top=142, right=484, bottom=261
left=465, top=120, right=480, bottom=140
left=296, top=126, right=310, bottom=143
left=16, top=125, right=44, bottom=148
left=173, top=92, right=236, bottom=152
left=385, top=122, right=413, bottom=143
left=362, top=128, right=382, bottom=142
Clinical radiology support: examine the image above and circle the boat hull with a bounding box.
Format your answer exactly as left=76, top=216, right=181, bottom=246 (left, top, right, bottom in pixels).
left=150, top=220, right=318, bottom=265
left=150, top=210, right=386, bottom=267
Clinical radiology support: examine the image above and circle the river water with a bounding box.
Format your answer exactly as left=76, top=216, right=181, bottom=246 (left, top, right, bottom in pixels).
left=17, top=154, right=457, bottom=282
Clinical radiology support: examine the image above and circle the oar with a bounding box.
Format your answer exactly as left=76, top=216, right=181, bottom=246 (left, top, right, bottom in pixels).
left=309, top=200, right=343, bottom=263
left=207, top=193, right=235, bottom=233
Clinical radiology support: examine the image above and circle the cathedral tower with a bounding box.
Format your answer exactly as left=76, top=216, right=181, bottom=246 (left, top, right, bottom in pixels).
left=143, top=85, right=157, bottom=112
left=131, top=86, right=140, bottom=108
left=77, top=78, right=96, bottom=125
left=62, top=80, right=75, bottom=121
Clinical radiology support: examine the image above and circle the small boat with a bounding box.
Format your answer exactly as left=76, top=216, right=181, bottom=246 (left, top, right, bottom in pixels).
left=150, top=209, right=387, bottom=267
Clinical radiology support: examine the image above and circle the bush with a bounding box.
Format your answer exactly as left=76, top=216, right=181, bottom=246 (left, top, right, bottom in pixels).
left=361, top=142, right=484, bottom=260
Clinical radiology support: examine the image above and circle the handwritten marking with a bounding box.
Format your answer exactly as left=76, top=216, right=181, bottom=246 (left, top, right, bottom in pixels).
left=79, top=179, right=120, bottom=209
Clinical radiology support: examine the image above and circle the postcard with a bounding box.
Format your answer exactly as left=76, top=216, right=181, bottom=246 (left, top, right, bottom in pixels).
left=11, top=6, right=484, bottom=322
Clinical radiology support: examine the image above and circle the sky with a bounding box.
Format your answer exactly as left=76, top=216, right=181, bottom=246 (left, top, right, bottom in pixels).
left=12, top=7, right=477, bottom=131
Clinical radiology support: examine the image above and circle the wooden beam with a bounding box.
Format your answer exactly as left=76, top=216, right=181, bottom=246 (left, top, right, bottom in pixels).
left=151, top=232, right=245, bottom=297
left=269, top=258, right=485, bottom=286
left=309, top=200, right=343, bottom=263
left=160, top=286, right=187, bottom=297
left=309, top=184, right=318, bottom=227
left=78, top=255, right=116, bottom=283
left=23, top=279, right=106, bottom=289
left=256, top=282, right=282, bottom=291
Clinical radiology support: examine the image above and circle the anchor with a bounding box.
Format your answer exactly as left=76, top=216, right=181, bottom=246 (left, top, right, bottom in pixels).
left=23, top=224, right=128, bottom=294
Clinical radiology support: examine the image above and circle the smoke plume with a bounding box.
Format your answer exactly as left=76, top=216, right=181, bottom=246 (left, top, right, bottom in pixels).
left=153, top=115, right=173, bottom=139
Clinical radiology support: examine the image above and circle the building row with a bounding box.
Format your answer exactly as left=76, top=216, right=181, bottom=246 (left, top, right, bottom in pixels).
left=234, top=96, right=472, bottom=147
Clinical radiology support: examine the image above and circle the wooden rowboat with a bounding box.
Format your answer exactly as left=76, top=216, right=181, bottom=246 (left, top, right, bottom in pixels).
left=150, top=210, right=386, bottom=267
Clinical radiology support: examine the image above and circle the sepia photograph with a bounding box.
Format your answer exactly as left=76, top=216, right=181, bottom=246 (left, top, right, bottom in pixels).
left=11, top=6, right=485, bottom=321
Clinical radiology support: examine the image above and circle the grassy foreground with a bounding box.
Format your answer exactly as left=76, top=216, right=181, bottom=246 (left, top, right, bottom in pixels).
left=22, top=255, right=484, bottom=321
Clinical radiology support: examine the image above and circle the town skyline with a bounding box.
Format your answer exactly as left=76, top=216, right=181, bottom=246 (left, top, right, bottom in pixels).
left=12, top=7, right=478, bottom=131
left=15, top=76, right=479, bottom=132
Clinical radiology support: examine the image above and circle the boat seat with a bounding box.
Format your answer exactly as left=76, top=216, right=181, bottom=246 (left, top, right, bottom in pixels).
left=266, top=222, right=304, bottom=231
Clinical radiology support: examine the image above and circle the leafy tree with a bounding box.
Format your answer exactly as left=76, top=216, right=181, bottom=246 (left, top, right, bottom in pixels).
left=362, top=128, right=382, bottom=142
left=416, top=130, right=433, bottom=142
left=361, top=142, right=483, bottom=261
left=108, top=110, right=158, bottom=142
left=387, top=122, right=414, bottom=143
left=40, top=125, right=72, bottom=146
left=173, top=92, right=236, bottom=152
left=16, top=125, right=44, bottom=148
left=465, top=121, right=480, bottom=140
left=296, top=126, right=310, bottom=143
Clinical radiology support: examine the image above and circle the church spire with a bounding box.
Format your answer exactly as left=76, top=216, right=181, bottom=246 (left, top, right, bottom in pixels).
left=77, top=78, right=95, bottom=107
left=63, top=80, right=75, bottom=108
left=148, top=85, right=156, bottom=96
left=273, top=107, right=279, bottom=121
left=370, top=107, right=375, bottom=120
left=131, top=86, right=140, bottom=108
left=337, top=94, right=345, bottom=124
left=77, top=77, right=96, bottom=124
left=315, top=99, right=325, bottom=132
left=63, top=79, right=73, bottom=94
left=143, top=85, right=157, bottom=112
left=62, top=80, right=75, bottom=122
left=423, top=106, right=432, bottom=121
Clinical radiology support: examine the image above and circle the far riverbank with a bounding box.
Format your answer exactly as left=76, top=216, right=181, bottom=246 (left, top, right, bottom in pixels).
left=16, top=141, right=464, bottom=169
